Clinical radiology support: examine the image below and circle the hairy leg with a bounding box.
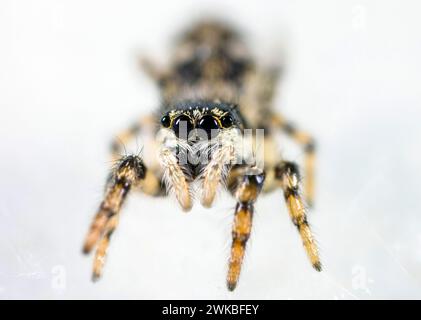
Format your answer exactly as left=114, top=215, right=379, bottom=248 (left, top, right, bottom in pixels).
left=275, top=161, right=321, bottom=271
left=110, top=115, right=163, bottom=196
left=227, top=167, right=265, bottom=291
left=158, top=128, right=192, bottom=211
left=83, top=155, right=151, bottom=280
left=200, top=128, right=241, bottom=207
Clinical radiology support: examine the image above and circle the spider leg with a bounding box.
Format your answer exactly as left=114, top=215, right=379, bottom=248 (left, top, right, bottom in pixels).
left=84, top=112, right=165, bottom=280
left=110, top=115, right=163, bottom=196
left=92, top=214, right=118, bottom=281
left=157, top=128, right=192, bottom=211
left=83, top=155, right=149, bottom=279
left=271, top=114, right=316, bottom=207
left=201, top=128, right=240, bottom=207
left=227, top=166, right=265, bottom=291
left=159, top=146, right=192, bottom=211
left=274, top=161, right=321, bottom=271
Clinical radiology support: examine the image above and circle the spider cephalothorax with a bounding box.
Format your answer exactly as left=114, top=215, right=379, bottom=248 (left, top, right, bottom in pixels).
left=83, top=20, right=321, bottom=291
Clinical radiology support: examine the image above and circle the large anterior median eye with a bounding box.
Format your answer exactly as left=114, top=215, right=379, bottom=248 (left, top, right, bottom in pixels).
left=197, top=115, right=220, bottom=138
left=172, top=115, right=193, bottom=138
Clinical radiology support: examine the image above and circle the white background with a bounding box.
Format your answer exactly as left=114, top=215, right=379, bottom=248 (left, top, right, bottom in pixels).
left=1, top=0, right=421, bottom=299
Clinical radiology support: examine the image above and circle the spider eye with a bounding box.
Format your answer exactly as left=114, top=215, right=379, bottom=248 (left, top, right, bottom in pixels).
left=172, top=115, right=193, bottom=138
left=198, top=115, right=220, bottom=138
left=161, top=115, right=171, bottom=127
left=221, top=114, right=234, bottom=128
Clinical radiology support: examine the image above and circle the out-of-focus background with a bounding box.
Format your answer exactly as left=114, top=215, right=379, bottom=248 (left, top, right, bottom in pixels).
left=1, top=0, right=421, bottom=299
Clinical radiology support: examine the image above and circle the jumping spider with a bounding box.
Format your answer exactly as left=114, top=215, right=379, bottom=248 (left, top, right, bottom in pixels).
left=83, top=21, right=321, bottom=291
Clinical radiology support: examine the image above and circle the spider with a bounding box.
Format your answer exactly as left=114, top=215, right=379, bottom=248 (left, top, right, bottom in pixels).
left=82, top=21, right=321, bottom=291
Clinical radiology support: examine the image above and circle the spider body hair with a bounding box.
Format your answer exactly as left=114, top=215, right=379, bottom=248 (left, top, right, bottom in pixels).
left=83, top=20, right=321, bottom=291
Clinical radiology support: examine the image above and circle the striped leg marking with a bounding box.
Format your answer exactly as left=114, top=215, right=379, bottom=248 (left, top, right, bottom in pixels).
left=110, top=115, right=163, bottom=197
left=83, top=155, right=146, bottom=280
left=227, top=169, right=265, bottom=291
left=275, top=161, right=321, bottom=271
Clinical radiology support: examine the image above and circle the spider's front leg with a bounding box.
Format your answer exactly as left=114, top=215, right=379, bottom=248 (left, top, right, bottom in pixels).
left=157, top=129, right=193, bottom=211
left=226, top=166, right=265, bottom=291
left=83, top=155, right=156, bottom=280
left=200, top=128, right=239, bottom=207
left=274, top=161, right=321, bottom=271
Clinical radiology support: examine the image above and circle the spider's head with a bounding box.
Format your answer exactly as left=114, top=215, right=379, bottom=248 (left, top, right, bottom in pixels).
left=160, top=101, right=243, bottom=143
left=158, top=101, right=251, bottom=208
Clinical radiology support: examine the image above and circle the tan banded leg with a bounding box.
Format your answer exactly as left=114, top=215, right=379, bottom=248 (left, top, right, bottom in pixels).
left=92, top=214, right=119, bottom=281
left=110, top=115, right=163, bottom=197
left=272, top=114, right=316, bottom=207
left=227, top=169, right=265, bottom=291
left=83, top=155, right=147, bottom=280
left=275, top=161, right=321, bottom=271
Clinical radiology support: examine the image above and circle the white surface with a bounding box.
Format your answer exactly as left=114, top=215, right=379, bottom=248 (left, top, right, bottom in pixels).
left=1, top=0, right=421, bottom=299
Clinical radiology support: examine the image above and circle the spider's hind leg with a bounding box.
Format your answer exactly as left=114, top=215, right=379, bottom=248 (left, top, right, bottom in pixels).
left=226, top=166, right=265, bottom=291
